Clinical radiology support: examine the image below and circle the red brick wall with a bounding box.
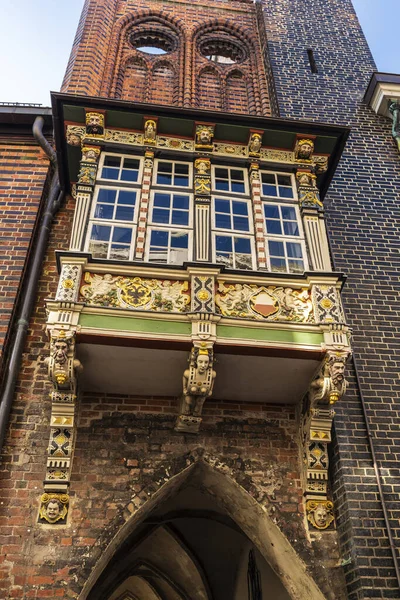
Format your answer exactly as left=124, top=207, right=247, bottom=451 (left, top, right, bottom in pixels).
left=0, top=142, right=49, bottom=369
left=61, top=0, right=271, bottom=116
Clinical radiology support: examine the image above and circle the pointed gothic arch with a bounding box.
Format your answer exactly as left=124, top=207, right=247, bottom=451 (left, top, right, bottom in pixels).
left=77, top=452, right=326, bottom=600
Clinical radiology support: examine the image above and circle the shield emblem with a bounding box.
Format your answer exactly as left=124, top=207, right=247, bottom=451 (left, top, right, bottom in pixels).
left=250, top=289, right=278, bottom=318
left=117, top=278, right=152, bottom=308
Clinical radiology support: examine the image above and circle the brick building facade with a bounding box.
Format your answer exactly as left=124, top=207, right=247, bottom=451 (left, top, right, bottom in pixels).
left=0, top=0, right=399, bottom=599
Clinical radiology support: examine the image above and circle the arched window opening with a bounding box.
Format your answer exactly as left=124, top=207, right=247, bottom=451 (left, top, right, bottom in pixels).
left=226, top=70, right=249, bottom=114
left=198, top=33, right=248, bottom=65
left=150, top=62, right=176, bottom=105
left=129, top=24, right=178, bottom=56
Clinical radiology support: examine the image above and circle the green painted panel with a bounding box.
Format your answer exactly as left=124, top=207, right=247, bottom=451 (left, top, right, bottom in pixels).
left=217, top=325, right=323, bottom=346
left=79, top=313, right=191, bottom=335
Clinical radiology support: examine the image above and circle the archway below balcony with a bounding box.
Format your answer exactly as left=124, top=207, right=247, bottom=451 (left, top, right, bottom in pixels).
left=79, top=456, right=326, bottom=600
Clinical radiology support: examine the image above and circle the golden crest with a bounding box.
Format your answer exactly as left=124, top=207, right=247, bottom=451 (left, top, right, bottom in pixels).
left=118, top=277, right=153, bottom=308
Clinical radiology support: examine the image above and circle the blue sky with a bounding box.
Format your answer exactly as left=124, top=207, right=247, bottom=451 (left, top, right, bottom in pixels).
left=0, top=0, right=398, bottom=106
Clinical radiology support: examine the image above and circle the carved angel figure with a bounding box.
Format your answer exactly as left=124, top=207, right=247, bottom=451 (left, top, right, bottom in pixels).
left=281, top=288, right=313, bottom=322
left=81, top=273, right=119, bottom=304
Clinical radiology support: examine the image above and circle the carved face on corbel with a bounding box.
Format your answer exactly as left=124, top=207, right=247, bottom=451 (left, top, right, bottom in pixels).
left=195, top=158, right=210, bottom=175
left=144, top=119, right=157, bottom=142
left=82, top=146, right=100, bottom=163
left=249, top=133, right=262, bottom=155
left=306, top=500, right=334, bottom=530
left=295, top=139, right=314, bottom=161
left=296, top=171, right=316, bottom=187
left=39, top=493, right=69, bottom=524
left=67, top=133, right=81, bottom=147
left=195, top=125, right=214, bottom=148
left=53, top=339, right=69, bottom=365
left=86, top=112, right=104, bottom=136
left=330, top=360, right=345, bottom=386
left=197, top=353, right=210, bottom=374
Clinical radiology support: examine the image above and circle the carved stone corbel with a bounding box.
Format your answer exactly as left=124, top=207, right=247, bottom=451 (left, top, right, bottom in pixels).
left=175, top=343, right=216, bottom=434
left=40, top=329, right=82, bottom=522
left=389, top=101, right=400, bottom=153
left=303, top=349, right=350, bottom=530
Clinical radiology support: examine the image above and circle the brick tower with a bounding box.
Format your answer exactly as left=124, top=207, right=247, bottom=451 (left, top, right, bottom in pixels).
left=0, top=0, right=400, bottom=599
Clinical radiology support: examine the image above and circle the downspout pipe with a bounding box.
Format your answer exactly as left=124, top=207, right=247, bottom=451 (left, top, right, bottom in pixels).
left=0, top=116, right=63, bottom=456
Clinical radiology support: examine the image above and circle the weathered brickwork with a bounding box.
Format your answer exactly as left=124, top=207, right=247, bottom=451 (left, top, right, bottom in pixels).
left=260, top=0, right=400, bottom=597
left=0, top=143, right=49, bottom=370
left=61, top=0, right=271, bottom=115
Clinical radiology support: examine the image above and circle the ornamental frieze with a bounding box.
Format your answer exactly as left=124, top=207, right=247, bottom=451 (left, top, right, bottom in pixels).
left=80, top=273, right=190, bottom=313
left=216, top=282, right=314, bottom=322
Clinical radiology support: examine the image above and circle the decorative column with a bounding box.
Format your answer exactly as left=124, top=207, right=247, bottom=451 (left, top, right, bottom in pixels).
left=247, top=132, right=267, bottom=269
left=69, top=110, right=105, bottom=251
left=193, top=123, right=214, bottom=263
left=135, top=118, right=157, bottom=259
left=39, top=328, right=83, bottom=525
left=296, top=169, right=331, bottom=271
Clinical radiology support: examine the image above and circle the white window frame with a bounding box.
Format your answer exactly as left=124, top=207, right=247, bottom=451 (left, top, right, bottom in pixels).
left=259, top=170, right=297, bottom=201
left=212, top=165, right=249, bottom=196
left=211, top=195, right=254, bottom=235
left=262, top=201, right=309, bottom=273
left=145, top=227, right=193, bottom=264
left=153, top=158, right=193, bottom=189
left=85, top=185, right=141, bottom=261
left=145, top=190, right=194, bottom=264
left=212, top=232, right=256, bottom=270
left=97, top=152, right=144, bottom=184
left=85, top=222, right=137, bottom=261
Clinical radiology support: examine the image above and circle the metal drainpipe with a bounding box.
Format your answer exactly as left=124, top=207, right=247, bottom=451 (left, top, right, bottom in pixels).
left=0, top=116, right=63, bottom=456
left=324, top=216, right=400, bottom=589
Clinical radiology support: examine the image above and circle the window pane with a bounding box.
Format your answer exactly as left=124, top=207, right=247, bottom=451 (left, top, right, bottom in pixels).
left=89, top=241, right=108, bottom=259
left=286, top=242, right=303, bottom=258
left=215, top=179, right=229, bottom=191
left=288, top=259, right=304, bottom=273
left=279, top=186, right=294, bottom=198
left=101, top=167, right=119, bottom=180
left=94, top=204, right=113, bottom=220
left=98, top=189, right=117, bottom=204
left=262, top=173, right=275, bottom=184
left=215, top=168, right=228, bottom=179
left=123, top=158, right=140, bottom=170
left=175, top=163, right=189, bottom=174
left=115, top=206, right=134, bottom=221
left=172, top=210, right=189, bottom=226
left=264, top=205, right=279, bottom=219
left=281, top=206, right=296, bottom=220
left=170, top=248, right=188, bottom=265
left=91, top=224, right=111, bottom=241
left=215, top=213, right=232, bottom=229
left=232, top=201, right=248, bottom=216
left=149, top=248, right=168, bottom=262
left=216, top=236, right=232, bottom=252
left=234, top=237, right=251, bottom=253
left=270, top=257, right=287, bottom=272
left=110, top=245, right=130, bottom=260
left=113, top=227, right=132, bottom=244
left=121, top=169, right=138, bottom=182
left=154, top=193, right=171, bottom=208
left=174, top=175, right=189, bottom=186
left=158, top=162, right=172, bottom=173
left=266, top=220, right=282, bottom=235
left=233, top=216, right=249, bottom=231
left=157, top=173, right=172, bottom=185
left=268, top=240, right=285, bottom=256
left=277, top=175, right=291, bottom=187
left=118, top=191, right=136, bottom=205
left=215, top=199, right=230, bottom=213
left=262, top=184, right=277, bottom=197
left=150, top=230, right=169, bottom=246
left=104, top=156, right=121, bottom=167
left=236, top=254, right=252, bottom=270
left=283, top=221, right=299, bottom=236
left=153, top=208, right=170, bottom=224
left=231, top=169, right=244, bottom=181
left=231, top=181, right=245, bottom=193
left=171, top=232, right=189, bottom=249
left=173, top=195, right=189, bottom=209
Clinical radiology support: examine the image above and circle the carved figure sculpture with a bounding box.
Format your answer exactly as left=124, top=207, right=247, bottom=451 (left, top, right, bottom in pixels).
left=39, top=493, right=69, bottom=524
left=295, top=138, right=314, bottom=161
left=144, top=119, right=157, bottom=144
left=306, top=500, right=334, bottom=530
left=249, top=133, right=262, bottom=155
left=86, top=112, right=104, bottom=136
left=310, top=352, right=348, bottom=406
left=182, top=346, right=216, bottom=417
left=45, top=330, right=82, bottom=391
left=195, top=125, right=214, bottom=149
left=81, top=146, right=100, bottom=163
left=195, top=158, right=210, bottom=175
left=66, top=132, right=81, bottom=146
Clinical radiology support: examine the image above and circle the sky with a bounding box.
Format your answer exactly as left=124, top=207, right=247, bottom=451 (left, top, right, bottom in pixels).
left=0, top=0, right=398, bottom=107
